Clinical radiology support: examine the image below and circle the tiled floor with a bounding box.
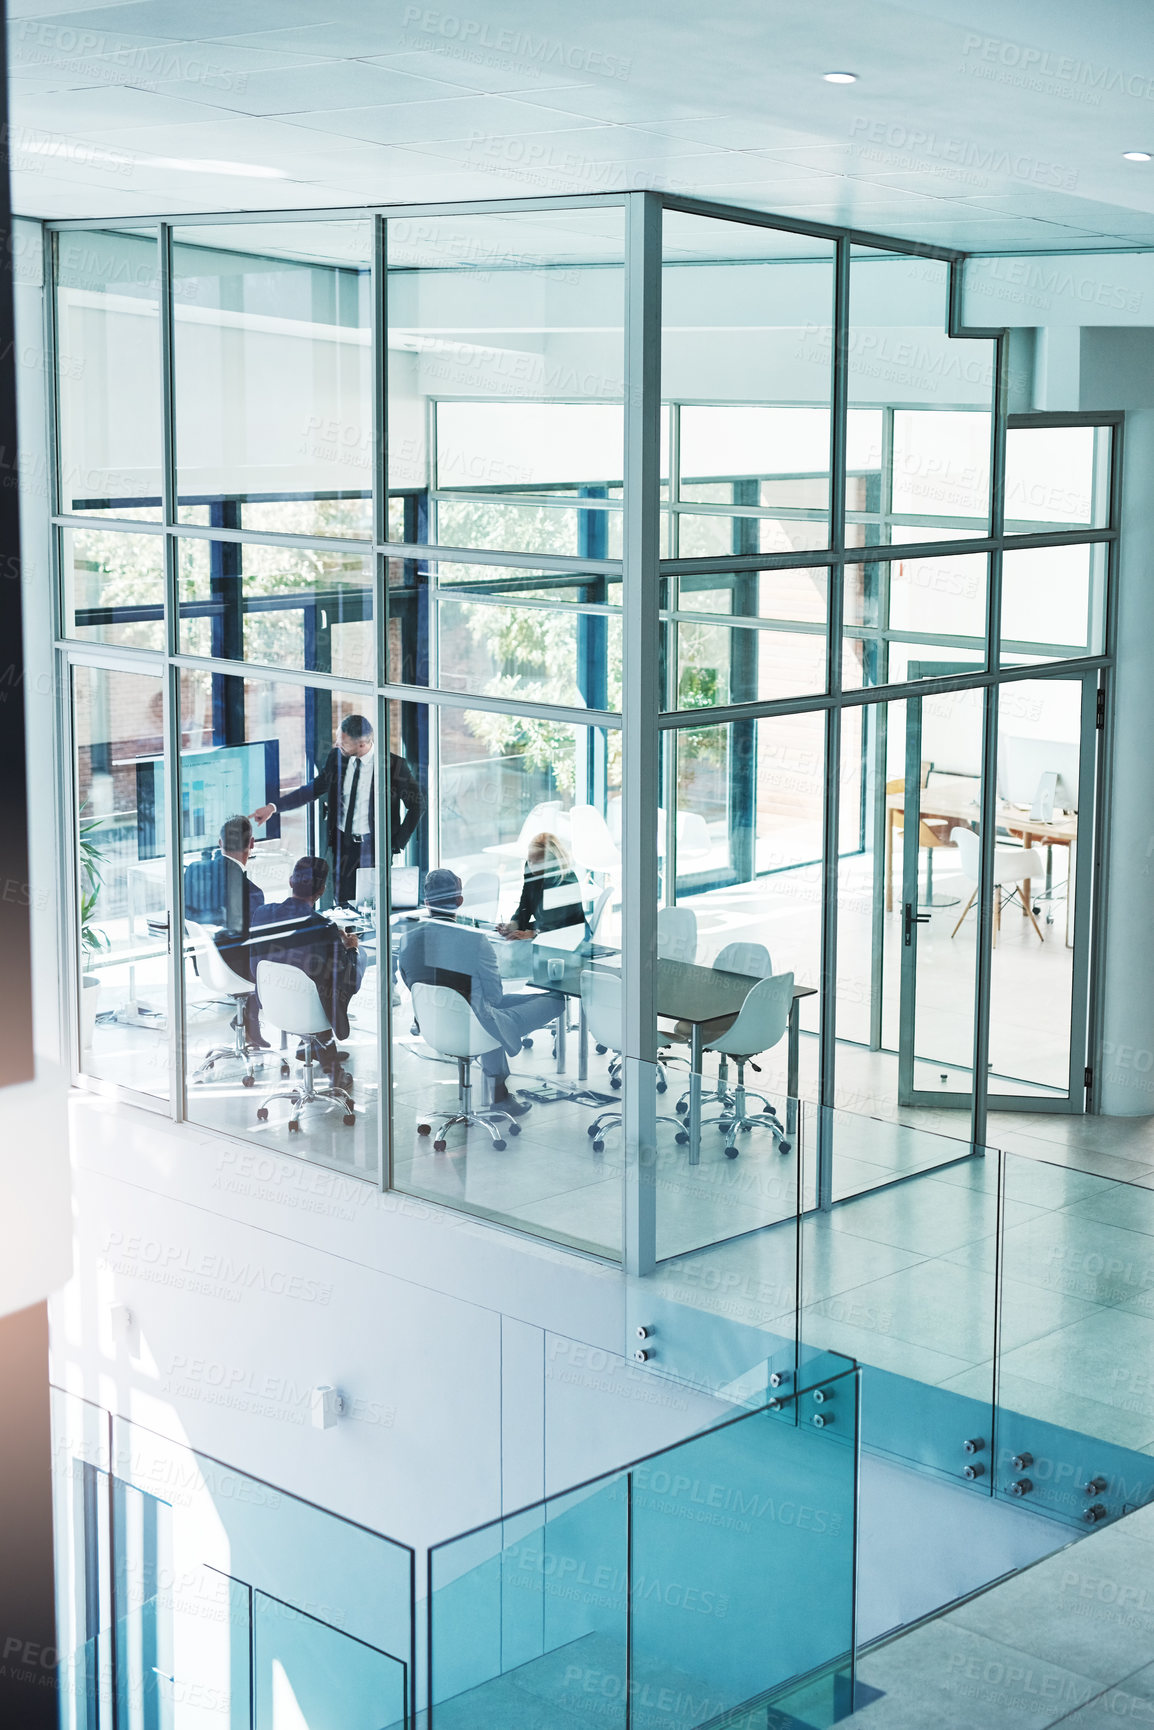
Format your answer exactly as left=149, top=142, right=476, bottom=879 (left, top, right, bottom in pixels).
left=845, top=1499, right=1154, bottom=1729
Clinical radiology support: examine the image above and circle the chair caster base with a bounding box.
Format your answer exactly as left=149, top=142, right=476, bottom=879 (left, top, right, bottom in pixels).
left=724, top=1144, right=739, bottom=1159
left=433, top=1139, right=447, bottom=1152
left=508, top=1122, right=521, bottom=1137
left=241, top=1073, right=255, bottom=1088
left=492, top=1139, right=506, bottom=1151
left=777, top=1141, right=792, bottom=1156
left=610, top=1076, right=621, bottom=1090
left=675, top=1100, right=688, bottom=1115
left=256, top=1107, right=269, bottom=1121
left=417, top=1122, right=431, bottom=1136
left=280, top=1062, right=291, bottom=1079
left=343, top=1113, right=356, bottom=1127
left=675, top=1131, right=689, bottom=1146
left=595, top=1043, right=608, bottom=1055
left=592, top=1139, right=605, bottom=1153
left=288, top=1120, right=301, bottom=1134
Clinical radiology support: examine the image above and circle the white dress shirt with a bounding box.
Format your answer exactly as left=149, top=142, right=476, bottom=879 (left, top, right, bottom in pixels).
left=340, top=746, right=375, bottom=835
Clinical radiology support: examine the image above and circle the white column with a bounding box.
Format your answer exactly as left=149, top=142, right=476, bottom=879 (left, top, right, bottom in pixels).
left=1099, top=408, right=1154, bottom=1113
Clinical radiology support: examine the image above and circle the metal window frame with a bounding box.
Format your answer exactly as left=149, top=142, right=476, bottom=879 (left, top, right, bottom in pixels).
left=44, top=190, right=1122, bottom=1272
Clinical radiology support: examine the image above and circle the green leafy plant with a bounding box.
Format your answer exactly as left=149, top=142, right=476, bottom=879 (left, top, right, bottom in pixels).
left=78, top=807, right=110, bottom=968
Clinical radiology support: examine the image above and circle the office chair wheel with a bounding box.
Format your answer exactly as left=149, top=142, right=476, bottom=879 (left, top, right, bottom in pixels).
left=521, top=1037, right=535, bottom=1050
left=417, top=1122, right=432, bottom=1136
left=256, top=1107, right=269, bottom=1122
left=675, top=1130, right=689, bottom=1146
left=778, top=1141, right=792, bottom=1156
left=587, top=1124, right=599, bottom=1138
left=656, top=1076, right=667, bottom=1094
left=343, top=1113, right=356, bottom=1127
left=610, top=1075, right=621, bottom=1090
left=492, top=1138, right=507, bottom=1151
left=592, top=1138, right=605, bottom=1153
left=724, top=1143, right=739, bottom=1159
left=280, top=1062, right=291, bottom=1079
left=508, top=1121, right=522, bottom=1137
left=288, top=1120, right=301, bottom=1134
left=675, top=1099, right=688, bottom=1115
left=433, top=1138, right=447, bottom=1152
left=241, top=1074, right=255, bottom=1088
left=595, top=1043, right=608, bottom=1055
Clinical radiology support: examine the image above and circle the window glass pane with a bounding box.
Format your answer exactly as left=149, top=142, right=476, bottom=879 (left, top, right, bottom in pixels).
left=387, top=209, right=624, bottom=556
left=179, top=671, right=381, bottom=1177
left=56, top=227, right=162, bottom=519
left=62, top=526, right=165, bottom=649
left=664, top=214, right=834, bottom=560
left=844, top=554, right=988, bottom=689
left=72, top=664, right=169, bottom=1097
left=847, top=250, right=995, bottom=544
left=1001, top=543, right=1105, bottom=662
left=387, top=698, right=622, bottom=1259
left=173, top=222, right=372, bottom=538
left=176, top=537, right=373, bottom=676
left=1005, top=424, right=1109, bottom=531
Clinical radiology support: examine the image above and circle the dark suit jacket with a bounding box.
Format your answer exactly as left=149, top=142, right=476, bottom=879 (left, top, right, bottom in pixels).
left=278, top=748, right=425, bottom=859
left=250, top=896, right=359, bottom=1040
left=185, top=853, right=265, bottom=983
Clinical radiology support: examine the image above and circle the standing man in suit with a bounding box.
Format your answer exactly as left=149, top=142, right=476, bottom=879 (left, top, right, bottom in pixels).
left=183, top=813, right=267, bottom=1047
left=252, top=714, right=425, bottom=907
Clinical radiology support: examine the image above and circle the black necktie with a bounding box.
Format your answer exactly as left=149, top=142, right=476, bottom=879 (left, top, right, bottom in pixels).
left=344, top=757, right=361, bottom=837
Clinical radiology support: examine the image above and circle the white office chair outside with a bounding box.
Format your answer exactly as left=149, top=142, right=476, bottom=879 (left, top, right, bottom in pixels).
left=570, top=804, right=621, bottom=876
left=515, top=801, right=567, bottom=852
left=701, top=971, right=795, bottom=1159
left=254, top=960, right=355, bottom=1132
left=186, top=919, right=284, bottom=1089
left=657, top=905, right=698, bottom=964
left=580, top=970, right=678, bottom=1154
left=460, top=871, right=501, bottom=925
left=950, top=827, right=1046, bottom=945
left=410, top=981, right=520, bottom=1152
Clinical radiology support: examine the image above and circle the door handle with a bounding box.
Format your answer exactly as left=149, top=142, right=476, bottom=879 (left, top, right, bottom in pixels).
left=903, top=901, right=930, bottom=946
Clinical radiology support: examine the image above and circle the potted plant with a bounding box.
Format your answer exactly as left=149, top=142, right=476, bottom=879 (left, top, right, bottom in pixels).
left=79, top=807, right=109, bottom=1052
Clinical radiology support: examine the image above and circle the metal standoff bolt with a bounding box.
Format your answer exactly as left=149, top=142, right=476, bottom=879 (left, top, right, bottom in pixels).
left=1008, top=1478, right=1033, bottom=1498
left=769, top=1370, right=790, bottom=1389
left=813, top=1387, right=830, bottom=1404
left=1084, top=1503, right=1107, bottom=1524
left=1084, top=1476, right=1107, bottom=1496
left=635, top=1326, right=651, bottom=1341
left=1011, top=1452, right=1033, bottom=1471
left=962, top=1437, right=985, bottom=1455
left=766, top=1396, right=783, bottom=1412
left=963, top=1462, right=985, bottom=1480
left=634, top=1348, right=651, bottom=1363
left=813, top=1412, right=832, bottom=1428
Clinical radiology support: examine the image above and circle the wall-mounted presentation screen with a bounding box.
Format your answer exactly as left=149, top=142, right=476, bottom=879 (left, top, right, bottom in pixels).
left=137, top=741, right=281, bottom=859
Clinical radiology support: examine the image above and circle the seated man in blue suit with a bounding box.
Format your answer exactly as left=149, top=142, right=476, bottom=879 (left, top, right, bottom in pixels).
left=251, top=856, right=361, bottom=1086
left=397, top=868, right=563, bottom=1116
left=184, top=814, right=266, bottom=1046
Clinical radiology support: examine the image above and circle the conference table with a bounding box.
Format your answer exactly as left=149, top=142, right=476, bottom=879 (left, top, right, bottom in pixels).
left=520, top=936, right=814, bottom=1164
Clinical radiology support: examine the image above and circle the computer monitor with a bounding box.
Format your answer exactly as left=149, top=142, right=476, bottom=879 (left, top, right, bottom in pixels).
left=354, top=867, right=376, bottom=907
left=998, top=735, right=1080, bottom=815
left=136, top=740, right=281, bottom=861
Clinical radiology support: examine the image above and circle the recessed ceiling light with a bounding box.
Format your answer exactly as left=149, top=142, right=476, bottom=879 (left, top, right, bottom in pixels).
left=152, top=157, right=290, bottom=178
left=1123, top=150, right=1153, bottom=161
left=823, top=71, right=857, bottom=84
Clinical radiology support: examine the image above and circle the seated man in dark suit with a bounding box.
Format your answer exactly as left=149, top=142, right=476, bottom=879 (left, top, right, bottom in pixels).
left=184, top=814, right=266, bottom=1047
left=250, top=856, right=360, bottom=1085
left=397, top=868, right=563, bottom=1116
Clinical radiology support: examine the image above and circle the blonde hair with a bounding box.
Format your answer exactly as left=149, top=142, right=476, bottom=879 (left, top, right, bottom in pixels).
left=527, top=830, right=573, bottom=876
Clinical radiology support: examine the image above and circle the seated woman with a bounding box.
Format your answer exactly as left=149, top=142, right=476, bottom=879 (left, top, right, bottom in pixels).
left=497, top=832, right=586, bottom=941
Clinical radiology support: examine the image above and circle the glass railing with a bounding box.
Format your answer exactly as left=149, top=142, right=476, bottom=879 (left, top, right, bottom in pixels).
left=427, top=1357, right=860, bottom=1730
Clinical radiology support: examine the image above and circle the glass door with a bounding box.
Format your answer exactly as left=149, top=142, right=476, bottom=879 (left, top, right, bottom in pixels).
left=71, top=662, right=173, bottom=1105
left=897, top=681, right=985, bottom=1114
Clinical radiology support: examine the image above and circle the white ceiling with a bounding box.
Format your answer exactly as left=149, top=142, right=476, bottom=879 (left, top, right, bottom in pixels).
left=11, top=0, right=1154, bottom=254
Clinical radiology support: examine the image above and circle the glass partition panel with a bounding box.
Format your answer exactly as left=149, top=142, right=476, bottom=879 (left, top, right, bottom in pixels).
left=1001, top=542, right=1106, bottom=663
left=844, top=552, right=988, bottom=689
left=388, top=697, right=623, bottom=1257
left=847, top=250, right=995, bottom=547
left=665, top=566, right=828, bottom=710
left=995, top=1155, right=1154, bottom=1525
left=179, top=670, right=380, bottom=1177
left=989, top=677, right=1085, bottom=1101
left=173, top=221, right=372, bottom=538
left=72, top=662, right=170, bottom=1097
left=56, top=226, right=162, bottom=519
left=254, top=1591, right=407, bottom=1730
left=663, top=212, right=834, bottom=563
left=387, top=207, right=625, bottom=556
left=176, top=536, right=374, bottom=676
left=62, top=525, right=165, bottom=650
left=1004, top=423, right=1110, bottom=533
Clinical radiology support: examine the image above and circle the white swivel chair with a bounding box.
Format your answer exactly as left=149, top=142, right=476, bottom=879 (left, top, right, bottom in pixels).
left=254, top=960, right=356, bottom=1133
left=675, top=942, right=773, bottom=1118
left=700, top=971, right=795, bottom=1159
left=186, top=920, right=285, bottom=1089
left=950, top=827, right=1046, bottom=945
left=410, top=981, right=520, bottom=1152
left=570, top=804, right=621, bottom=877
left=657, top=905, right=698, bottom=964
left=580, top=971, right=678, bottom=1153
left=460, top=871, right=501, bottom=925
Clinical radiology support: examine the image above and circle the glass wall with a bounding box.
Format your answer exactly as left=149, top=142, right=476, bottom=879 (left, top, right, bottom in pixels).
left=51, top=195, right=1117, bottom=1269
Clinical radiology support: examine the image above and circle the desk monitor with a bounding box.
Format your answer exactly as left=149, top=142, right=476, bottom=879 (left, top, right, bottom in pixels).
left=998, top=735, right=1080, bottom=815
left=354, top=867, right=376, bottom=907
left=137, top=740, right=281, bottom=861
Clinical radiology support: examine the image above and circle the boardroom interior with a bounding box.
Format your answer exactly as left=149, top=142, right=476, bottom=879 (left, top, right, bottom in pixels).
left=58, top=198, right=1114, bottom=1265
